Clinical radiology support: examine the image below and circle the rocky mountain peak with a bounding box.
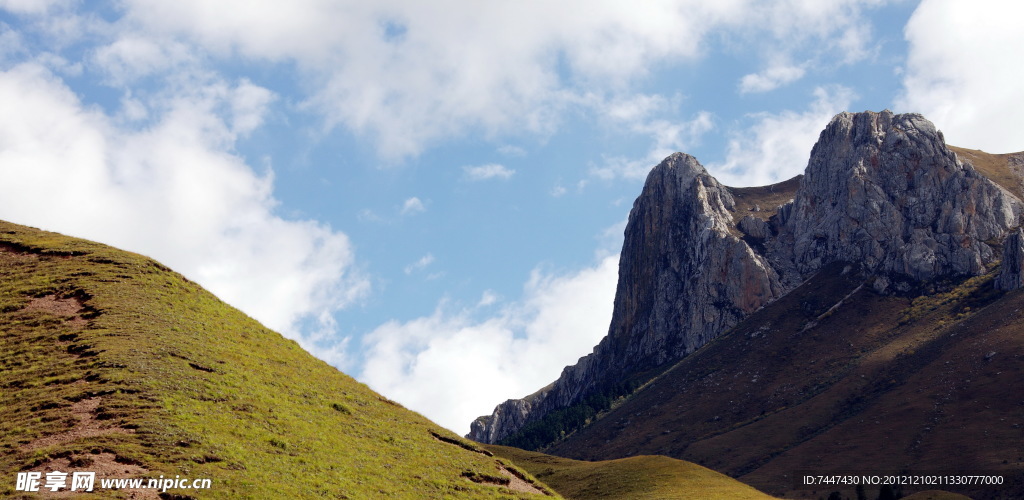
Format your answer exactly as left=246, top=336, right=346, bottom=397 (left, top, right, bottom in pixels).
left=469, top=152, right=783, bottom=444
left=469, top=110, right=1024, bottom=447
left=772, top=110, right=1021, bottom=284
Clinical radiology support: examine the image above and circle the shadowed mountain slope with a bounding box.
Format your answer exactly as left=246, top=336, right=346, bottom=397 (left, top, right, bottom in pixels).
left=548, top=263, right=1024, bottom=499
left=471, top=111, right=1024, bottom=500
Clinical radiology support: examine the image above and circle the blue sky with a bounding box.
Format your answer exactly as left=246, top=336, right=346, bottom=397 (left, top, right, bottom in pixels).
left=0, top=0, right=1020, bottom=433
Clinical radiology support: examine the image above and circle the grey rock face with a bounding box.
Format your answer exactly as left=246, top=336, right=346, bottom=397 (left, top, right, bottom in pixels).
left=996, top=229, right=1024, bottom=291
left=739, top=215, right=772, bottom=239
left=467, top=395, right=539, bottom=444
left=771, top=110, right=1020, bottom=282
left=470, top=153, right=783, bottom=443
left=468, top=111, right=1023, bottom=445
left=602, top=153, right=783, bottom=367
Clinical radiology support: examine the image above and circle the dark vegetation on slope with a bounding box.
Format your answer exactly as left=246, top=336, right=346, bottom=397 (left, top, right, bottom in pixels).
left=0, top=220, right=556, bottom=499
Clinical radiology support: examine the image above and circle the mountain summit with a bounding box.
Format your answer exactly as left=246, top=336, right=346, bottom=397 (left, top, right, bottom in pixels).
left=469, top=149, right=787, bottom=445
left=773, top=111, right=1018, bottom=282
left=469, top=110, right=1024, bottom=497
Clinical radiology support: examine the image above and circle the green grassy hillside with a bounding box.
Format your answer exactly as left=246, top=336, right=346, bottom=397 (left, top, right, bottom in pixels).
left=485, top=444, right=778, bottom=500
left=0, top=220, right=556, bottom=499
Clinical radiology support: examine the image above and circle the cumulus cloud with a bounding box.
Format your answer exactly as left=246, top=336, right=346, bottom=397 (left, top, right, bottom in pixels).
left=709, top=85, right=856, bottom=187
left=0, top=0, right=72, bottom=15
left=896, top=0, right=1024, bottom=153
left=746, top=0, right=884, bottom=63
left=497, top=145, right=526, bottom=157
left=404, top=253, right=435, bottom=275
left=98, top=0, right=890, bottom=160
left=739, top=63, right=806, bottom=94
left=360, top=255, right=620, bottom=433
left=463, top=163, right=515, bottom=181
left=591, top=110, right=715, bottom=180
left=400, top=197, right=425, bottom=215
left=477, top=290, right=499, bottom=307
left=0, top=63, right=366, bottom=353
left=91, top=35, right=196, bottom=86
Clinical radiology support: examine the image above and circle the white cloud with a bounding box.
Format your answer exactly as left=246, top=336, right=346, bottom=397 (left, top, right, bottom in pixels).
left=404, top=253, right=435, bottom=275
left=591, top=111, right=715, bottom=180
left=497, top=145, right=526, bottom=157
left=746, top=0, right=884, bottom=64
left=550, top=185, right=567, bottom=198
left=360, top=254, right=619, bottom=433
left=91, top=35, right=196, bottom=86
left=602, top=93, right=677, bottom=123
left=709, top=85, right=856, bottom=187
left=400, top=196, right=425, bottom=215
left=0, top=63, right=366, bottom=352
left=896, top=0, right=1024, bottom=153
left=0, top=24, right=25, bottom=64
left=229, top=79, right=276, bottom=137
left=0, top=0, right=72, bottom=15
left=739, top=63, right=806, bottom=94
left=477, top=290, right=499, bottom=307
left=463, top=163, right=515, bottom=181
left=100, top=0, right=888, bottom=159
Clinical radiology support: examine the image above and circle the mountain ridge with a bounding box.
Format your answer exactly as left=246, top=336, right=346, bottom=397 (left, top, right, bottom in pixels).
left=469, top=110, right=1024, bottom=498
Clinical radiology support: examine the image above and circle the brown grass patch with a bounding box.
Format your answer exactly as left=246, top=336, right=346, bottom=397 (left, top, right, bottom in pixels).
left=20, top=395, right=134, bottom=452
left=500, top=466, right=548, bottom=495
left=949, top=145, right=1024, bottom=200
left=727, top=175, right=802, bottom=221
left=24, top=295, right=83, bottom=317
left=28, top=452, right=155, bottom=499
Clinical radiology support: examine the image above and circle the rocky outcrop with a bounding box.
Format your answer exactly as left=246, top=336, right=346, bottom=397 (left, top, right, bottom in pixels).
left=468, top=395, right=540, bottom=444
left=469, top=110, right=1023, bottom=445
left=602, top=153, right=784, bottom=368
left=738, top=215, right=771, bottom=240
left=770, top=111, right=1020, bottom=283
left=469, top=153, right=783, bottom=444
left=996, top=229, right=1024, bottom=291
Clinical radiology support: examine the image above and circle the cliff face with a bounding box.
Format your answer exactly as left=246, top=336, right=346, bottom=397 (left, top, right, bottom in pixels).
left=771, top=111, right=1019, bottom=285
left=469, top=110, right=1023, bottom=445
left=608, top=153, right=783, bottom=366
left=469, top=153, right=784, bottom=444
left=996, top=228, right=1024, bottom=290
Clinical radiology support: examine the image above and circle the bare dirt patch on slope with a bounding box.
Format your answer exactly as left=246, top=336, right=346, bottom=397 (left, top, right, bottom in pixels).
left=20, top=396, right=134, bottom=453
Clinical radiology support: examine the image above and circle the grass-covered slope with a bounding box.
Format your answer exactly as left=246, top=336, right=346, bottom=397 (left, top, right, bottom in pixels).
left=949, top=146, right=1024, bottom=200
left=0, top=220, right=556, bottom=499
left=485, top=444, right=777, bottom=500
